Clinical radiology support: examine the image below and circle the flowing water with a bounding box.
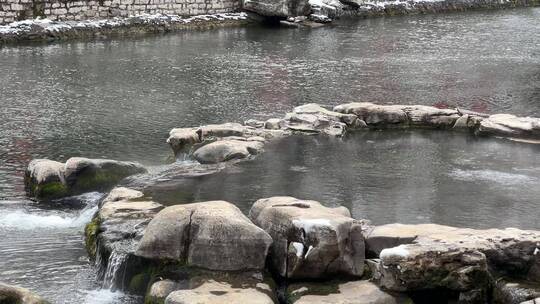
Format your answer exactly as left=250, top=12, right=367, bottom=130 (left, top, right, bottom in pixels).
left=0, top=7, right=539, bottom=303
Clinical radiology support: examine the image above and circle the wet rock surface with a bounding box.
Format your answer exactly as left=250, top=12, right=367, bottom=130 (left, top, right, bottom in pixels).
left=0, top=282, right=50, bottom=304
left=287, top=280, right=412, bottom=304
left=25, top=157, right=146, bottom=200
left=365, top=223, right=540, bottom=301
left=136, top=200, right=272, bottom=271
left=249, top=196, right=368, bottom=279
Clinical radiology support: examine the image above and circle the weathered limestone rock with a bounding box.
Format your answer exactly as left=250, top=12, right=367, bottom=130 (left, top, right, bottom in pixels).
left=0, top=283, right=49, bottom=304
left=265, top=118, right=286, bottom=130
left=165, top=279, right=276, bottom=304
left=249, top=196, right=367, bottom=279
left=64, top=157, right=147, bottom=193
left=25, top=157, right=146, bottom=200
left=293, top=103, right=361, bottom=127
left=477, top=114, right=540, bottom=140
left=334, top=102, right=409, bottom=126
left=402, top=105, right=460, bottom=128
left=85, top=187, right=163, bottom=261
left=193, top=138, right=265, bottom=164
left=243, top=0, right=310, bottom=18
left=25, top=159, right=67, bottom=199
left=167, top=128, right=201, bottom=155
left=136, top=201, right=272, bottom=271
left=365, top=224, right=540, bottom=296
left=287, top=280, right=412, bottom=304
left=521, top=298, right=540, bottom=304
left=284, top=112, right=348, bottom=136
left=494, top=278, right=540, bottom=304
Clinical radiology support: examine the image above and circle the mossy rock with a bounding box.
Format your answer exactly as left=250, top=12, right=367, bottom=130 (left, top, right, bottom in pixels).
left=84, top=216, right=100, bottom=259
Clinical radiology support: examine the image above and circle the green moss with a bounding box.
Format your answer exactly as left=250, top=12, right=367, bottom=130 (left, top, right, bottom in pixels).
left=84, top=217, right=100, bottom=259
left=37, top=182, right=69, bottom=199
left=73, top=171, right=122, bottom=192
left=129, top=273, right=150, bottom=293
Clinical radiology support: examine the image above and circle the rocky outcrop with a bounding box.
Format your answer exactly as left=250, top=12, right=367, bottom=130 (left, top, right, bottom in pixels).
left=0, top=283, right=49, bottom=304
left=365, top=223, right=540, bottom=301
left=136, top=200, right=272, bottom=271
left=249, top=196, right=368, bottom=279
left=287, top=280, right=412, bottom=304
left=477, top=114, right=540, bottom=140
left=25, top=157, right=146, bottom=200
left=193, top=137, right=265, bottom=164
left=243, top=0, right=310, bottom=18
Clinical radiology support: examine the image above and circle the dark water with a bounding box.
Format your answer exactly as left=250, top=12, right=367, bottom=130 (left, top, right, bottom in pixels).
left=144, top=131, right=540, bottom=230
left=0, top=7, right=540, bottom=303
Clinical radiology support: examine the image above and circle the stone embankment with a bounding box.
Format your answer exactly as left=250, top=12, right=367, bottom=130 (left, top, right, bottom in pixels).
left=24, top=102, right=540, bottom=303
left=0, top=13, right=250, bottom=43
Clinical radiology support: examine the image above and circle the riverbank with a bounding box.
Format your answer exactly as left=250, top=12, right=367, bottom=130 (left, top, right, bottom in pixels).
left=0, top=13, right=252, bottom=44
left=1, top=0, right=540, bottom=44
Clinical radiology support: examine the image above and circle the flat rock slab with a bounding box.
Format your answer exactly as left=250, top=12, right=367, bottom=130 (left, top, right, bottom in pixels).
left=477, top=114, right=540, bottom=139
left=287, top=280, right=412, bottom=304
left=365, top=223, right=540, bottom=294
left=164, top=279, right=275, bottom=304
left=249, top=196, right=367, bottom=279
left=136, top=200, right=272, bottom=271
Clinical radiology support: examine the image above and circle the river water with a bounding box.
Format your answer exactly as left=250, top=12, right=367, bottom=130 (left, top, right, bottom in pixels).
left=1, top=8, right=539, bottom=303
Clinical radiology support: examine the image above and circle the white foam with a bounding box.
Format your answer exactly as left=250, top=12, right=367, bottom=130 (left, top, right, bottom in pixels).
left=0, top=205, right=97, bottom=230
left=81, top=289, right=126, bottom=304
left=291, top=242, right=304, bottom=257
left=449, top=168, right=536, bottom=186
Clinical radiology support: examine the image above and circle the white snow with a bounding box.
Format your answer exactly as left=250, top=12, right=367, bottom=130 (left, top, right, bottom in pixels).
left=292, top=218, right=332, bottom=234
left=0, top=12, right=248, bottom=38
left=380, top=245, right=410, bottom=260
left=534, top=248, right=539, bottom=255
left=291, top=242, right=304, bottom=257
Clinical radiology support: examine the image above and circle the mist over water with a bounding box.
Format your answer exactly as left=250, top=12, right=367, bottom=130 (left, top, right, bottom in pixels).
left=0, top=7, right=539, bottom=303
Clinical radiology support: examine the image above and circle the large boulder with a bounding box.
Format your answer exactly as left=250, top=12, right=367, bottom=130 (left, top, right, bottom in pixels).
left=165, top=279, right=276, bottom=304
left=477, top=114, right=540, bottom=140
left=333, top=102, right=462, bottom=129
left=136, top=201, right=273, bottom=271
left=365, top=223, right=540, bottom=300
left=25, top=159, right=68, bottom=200
left=292, top=103, right=360, bottom=127
left=333, top=102, right=409, bottom=127
left=193, top=138, right=265, bottom=164
left=167, top=128, right=201, bottom=155
left=25, top=157, right=147, bottom=200
left=287, top=280, right=412, bottom=304
left=0, top=283, right=49, bottom=304
left=64, top=157, right=147, bottom=193
left=249, top=196, right=367, bottom=279
left=243, top=0, right=311, bottom=17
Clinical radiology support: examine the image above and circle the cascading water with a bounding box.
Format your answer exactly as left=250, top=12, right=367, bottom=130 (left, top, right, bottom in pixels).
left=101, top=251, right=128, bottom=290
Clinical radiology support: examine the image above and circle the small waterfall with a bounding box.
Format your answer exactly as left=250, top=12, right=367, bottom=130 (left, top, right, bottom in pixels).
left=102, top=251, right=128, bottom=290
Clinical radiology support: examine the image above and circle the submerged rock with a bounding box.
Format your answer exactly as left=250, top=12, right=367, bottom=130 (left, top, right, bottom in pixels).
left=25, top=157, right=146, bottom=200
left=0, top=283, right=49, bottom=304
left=136, top=200, right=272, bottom=271
left=249, top=196, right=367, bottom=279
left=287, top=280, right=412, bottom=304
left=365, top=223, right=540, bottom=300
left=193, top=138, right=265, bottom=164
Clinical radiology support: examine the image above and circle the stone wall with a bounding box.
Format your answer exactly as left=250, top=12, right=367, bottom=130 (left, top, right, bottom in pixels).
left=0, top=0, right=240, bottom=24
